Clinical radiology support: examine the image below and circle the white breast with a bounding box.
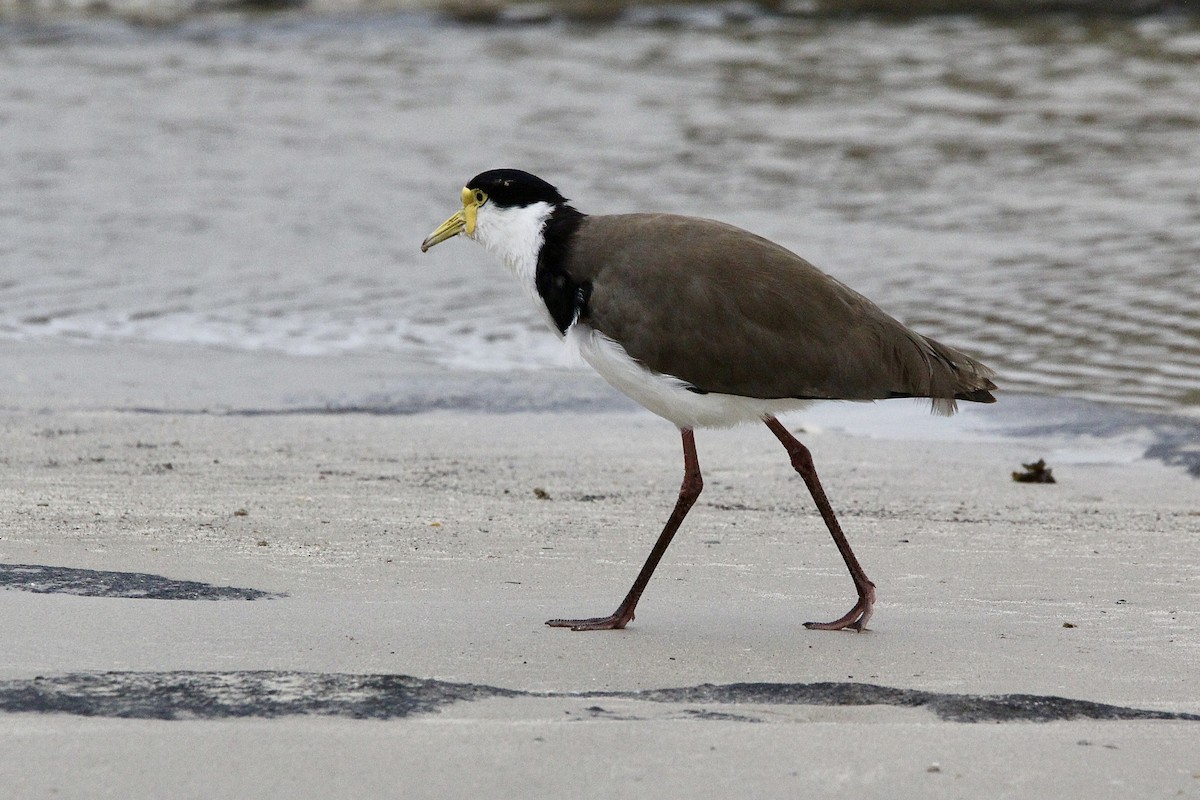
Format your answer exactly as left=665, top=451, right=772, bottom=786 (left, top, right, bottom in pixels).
left=566, top=322, right=811, bottom=429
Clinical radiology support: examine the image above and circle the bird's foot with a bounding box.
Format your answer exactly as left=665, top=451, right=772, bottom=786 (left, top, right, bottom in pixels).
left=546, top=608, right=634, bottom=632
left=803, top=582, right=876, bottom=632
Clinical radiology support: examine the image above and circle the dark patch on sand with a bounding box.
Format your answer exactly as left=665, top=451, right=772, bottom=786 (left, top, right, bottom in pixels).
left=1, top=671, right=1195, bottom=724
left=0, top=564, right=281, bottom=600
left=628, top=682, right=1200, bottom=723
left=0, top=672, right=513, bottom=720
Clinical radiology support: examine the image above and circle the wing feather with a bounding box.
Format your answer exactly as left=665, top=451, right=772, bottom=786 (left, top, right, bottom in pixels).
left=565, top=214, right=995, bottom=409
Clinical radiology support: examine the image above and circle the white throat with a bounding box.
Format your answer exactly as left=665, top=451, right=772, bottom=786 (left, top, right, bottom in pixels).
left=471, top=201, right=555, bottom=306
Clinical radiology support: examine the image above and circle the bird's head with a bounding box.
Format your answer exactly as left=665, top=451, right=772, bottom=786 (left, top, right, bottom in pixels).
left=420, top=169, right=569, bottom=254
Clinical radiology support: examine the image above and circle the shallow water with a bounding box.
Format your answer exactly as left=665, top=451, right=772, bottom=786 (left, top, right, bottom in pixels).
left=2, top=10, right=1199, bottom=416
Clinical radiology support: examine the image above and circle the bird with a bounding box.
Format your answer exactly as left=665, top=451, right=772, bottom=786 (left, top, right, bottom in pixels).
left=421, top=169, right=996, bottom=632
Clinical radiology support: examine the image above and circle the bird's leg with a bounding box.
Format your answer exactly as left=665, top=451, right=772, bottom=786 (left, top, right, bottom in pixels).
left=546, top=428, right=703, bottom=631
left=763, top=416, right=876, bottom=632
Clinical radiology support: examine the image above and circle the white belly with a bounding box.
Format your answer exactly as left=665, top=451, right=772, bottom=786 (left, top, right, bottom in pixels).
left=565, top=322, right=812, bottom=430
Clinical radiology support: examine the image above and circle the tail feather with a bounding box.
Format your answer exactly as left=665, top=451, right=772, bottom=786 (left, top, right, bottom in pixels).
left=916, top=334, right=997, bottom=416
left=956, top=386, right=997, bottom=403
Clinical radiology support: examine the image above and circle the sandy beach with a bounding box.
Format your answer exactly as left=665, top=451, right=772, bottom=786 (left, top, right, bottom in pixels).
left=1, top=340, right=1198, bottom=798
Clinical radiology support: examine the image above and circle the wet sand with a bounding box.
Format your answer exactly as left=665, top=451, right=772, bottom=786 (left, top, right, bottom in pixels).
left=2, top=340, right=1199, bottom=797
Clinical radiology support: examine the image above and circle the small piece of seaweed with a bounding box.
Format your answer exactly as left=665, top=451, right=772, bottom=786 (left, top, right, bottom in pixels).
left=1013, top=459, right=1056, bottom=484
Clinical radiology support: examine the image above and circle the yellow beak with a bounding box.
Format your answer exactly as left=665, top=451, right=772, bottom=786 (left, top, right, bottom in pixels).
left=420, top=187, right=480, bottom=252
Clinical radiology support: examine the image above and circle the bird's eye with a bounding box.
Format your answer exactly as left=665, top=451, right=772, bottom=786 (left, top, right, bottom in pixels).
left=474, top=190, right=486, bottom=205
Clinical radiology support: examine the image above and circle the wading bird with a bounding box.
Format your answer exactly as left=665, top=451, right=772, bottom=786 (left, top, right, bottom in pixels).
left=421, top=169, right=996, bottom=632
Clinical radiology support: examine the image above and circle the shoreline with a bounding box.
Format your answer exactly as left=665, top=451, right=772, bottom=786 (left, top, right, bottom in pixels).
left=6, top=338, right=1200, bottom=472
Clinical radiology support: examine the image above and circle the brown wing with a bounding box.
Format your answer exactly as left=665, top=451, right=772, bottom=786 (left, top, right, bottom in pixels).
left=566, top=214, right=996, bottom=410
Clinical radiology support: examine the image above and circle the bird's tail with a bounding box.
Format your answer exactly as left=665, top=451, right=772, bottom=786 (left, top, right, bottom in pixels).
left=922, top=336, right=998, bottom=416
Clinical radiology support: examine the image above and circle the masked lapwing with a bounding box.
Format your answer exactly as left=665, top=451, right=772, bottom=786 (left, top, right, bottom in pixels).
left=421, top=169, right=997, bottom=632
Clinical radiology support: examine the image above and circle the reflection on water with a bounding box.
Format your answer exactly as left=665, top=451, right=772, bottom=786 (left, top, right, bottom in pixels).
left=1, top=10, right=1198, bottom=416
